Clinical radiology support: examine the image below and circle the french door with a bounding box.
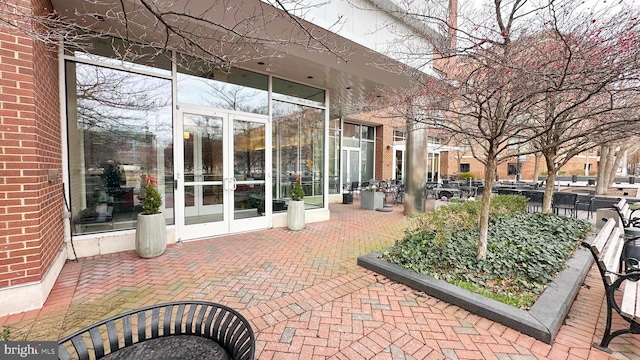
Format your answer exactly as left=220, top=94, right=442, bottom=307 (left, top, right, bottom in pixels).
left=341, top=148, right=361, bottom=186
left=175, top=106, right=270, bottom=240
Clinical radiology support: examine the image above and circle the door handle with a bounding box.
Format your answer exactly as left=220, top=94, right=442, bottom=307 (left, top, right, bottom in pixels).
left=231, top=177, right=237, bottom=191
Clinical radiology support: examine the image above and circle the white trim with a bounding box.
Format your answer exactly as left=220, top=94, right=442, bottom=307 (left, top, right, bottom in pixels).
left=323, top=88, right=330, bottom=210
left=0, top=248, right=67, bottom=317
left=271, top=208, right=329, bottom=228
left=62, top=53, right=173, bottom=80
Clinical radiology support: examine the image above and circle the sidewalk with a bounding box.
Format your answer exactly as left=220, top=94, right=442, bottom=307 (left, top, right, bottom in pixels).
left=1, top=202, right=638, bottom=359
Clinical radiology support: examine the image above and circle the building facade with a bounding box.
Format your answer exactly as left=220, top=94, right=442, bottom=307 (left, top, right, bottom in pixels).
left=0, top=0, right=445, bottom=316
left=440, top=148, right=601, bottom=182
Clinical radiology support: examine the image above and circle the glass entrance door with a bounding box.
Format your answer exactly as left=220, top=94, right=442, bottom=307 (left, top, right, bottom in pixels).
left=176, top=107, right=270, bottom=240
left=341, top=148, right=361, bottom=187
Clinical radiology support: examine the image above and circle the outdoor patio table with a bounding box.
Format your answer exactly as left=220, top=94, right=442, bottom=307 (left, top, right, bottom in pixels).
left=100, top=335, right=230, bottom=360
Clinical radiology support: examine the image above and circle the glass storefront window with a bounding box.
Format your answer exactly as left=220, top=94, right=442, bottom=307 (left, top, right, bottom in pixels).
left=177, top=65, right=268, bottom=114
left=361, top=125, right=375, bottom=141
left=342, top=123, right=359, bottom=147
left=69, top=37, right=173, bottom=75
left=361, top=141, right=375, bottom=182
left=273, top=78, right=325, bottom=106
left=66, top=61, right=174, bottom=235
left=272, top=100, right=325, bottom=209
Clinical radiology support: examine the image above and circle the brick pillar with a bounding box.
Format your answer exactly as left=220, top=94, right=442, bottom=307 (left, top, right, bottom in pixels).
left=0, top=0, right=64, bottom=308
left=375, top=125, right=394, bottom=181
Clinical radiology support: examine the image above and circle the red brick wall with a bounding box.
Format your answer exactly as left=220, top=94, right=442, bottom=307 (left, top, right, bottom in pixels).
left=0, top=0, right=63, bottom=289
left=349, top=110, right=404, bottom=182
left=375, top=125, right=394, bottom=181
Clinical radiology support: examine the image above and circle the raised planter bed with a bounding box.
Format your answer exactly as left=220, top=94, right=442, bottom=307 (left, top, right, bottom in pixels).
left=357, top=239, right=594, bottom=344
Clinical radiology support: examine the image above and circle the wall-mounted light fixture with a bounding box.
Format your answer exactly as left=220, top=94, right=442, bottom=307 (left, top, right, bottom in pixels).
left=386, top=145, right=391, bottom=150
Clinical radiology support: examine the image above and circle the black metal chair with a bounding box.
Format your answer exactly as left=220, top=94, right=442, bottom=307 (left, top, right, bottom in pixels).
left=523, top=191, right=544, bottom=213
left=393, top=184, right=405, bottom=204
left=58, top=301, right=255, bottom=360
left=575, top=194, right=595, bottom=219
left=425, top=182, right=438, bottom=199
left=552, top=192, right=579, bottom=218
left=349, top=181, right=361, bottom=199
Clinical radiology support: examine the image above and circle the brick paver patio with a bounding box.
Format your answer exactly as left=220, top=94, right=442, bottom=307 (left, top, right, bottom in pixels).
left=1, top=202, right=638, bottom=359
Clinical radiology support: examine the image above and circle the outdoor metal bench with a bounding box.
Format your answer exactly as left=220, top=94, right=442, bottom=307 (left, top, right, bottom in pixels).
left=58, top=301, right=254, bottom=360
left=612, top=198, right=640, bottom=228
left=581, top=218, right=640, bottom=353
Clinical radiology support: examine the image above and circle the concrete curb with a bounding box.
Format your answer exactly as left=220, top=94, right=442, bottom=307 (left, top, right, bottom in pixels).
left=357, top=242, right=594, bottom=344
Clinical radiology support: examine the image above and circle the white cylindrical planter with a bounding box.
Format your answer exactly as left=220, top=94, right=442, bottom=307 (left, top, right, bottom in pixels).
left=135, top=213, right=167, bottom=258
left=287, top=200, right=305, bottom=231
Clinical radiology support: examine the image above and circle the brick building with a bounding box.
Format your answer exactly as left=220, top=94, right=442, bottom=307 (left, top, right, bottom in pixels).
left=0, top=0, right=448, bottom=316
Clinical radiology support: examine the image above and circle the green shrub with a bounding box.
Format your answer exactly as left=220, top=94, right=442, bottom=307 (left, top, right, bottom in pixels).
left=405, top=195, right=527, bottom=245
left=458, top=172, right=475, bottom=180
left=383, top=207, right=591, bottom=309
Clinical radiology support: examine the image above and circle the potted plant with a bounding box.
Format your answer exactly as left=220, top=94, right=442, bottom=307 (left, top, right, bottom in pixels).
left=135, top=175, right=167, bottom=258
left=360, top=184, right=385, bottom=210
left=288, top=174, right=305, bottom=230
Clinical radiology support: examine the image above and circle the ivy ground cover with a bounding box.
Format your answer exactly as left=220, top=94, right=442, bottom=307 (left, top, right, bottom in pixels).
left=381, top=196, right=592, bottom=309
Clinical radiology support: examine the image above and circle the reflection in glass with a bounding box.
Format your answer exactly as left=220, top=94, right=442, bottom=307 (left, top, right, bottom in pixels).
left=177, top=67, right=268, bottom=114
left=272, top=100, right=324, bottom=210
left=66, top=61, right=173, bottom=235
left=342, top=123, right=359, bottom=147
left=234, top=120, right=266, bottom=180
left=233, top=183, right=266, bottom=219
left=272, top=77, right=325, bottom=106
left=233, top=120, right=266, bottom=219
left=183, top=115, right=224, bottom=181
left=362, top=141, right=375, bottom=182
left=184, top=185, right=224, bottom=225
left=183, top=114, right=224, bottom=225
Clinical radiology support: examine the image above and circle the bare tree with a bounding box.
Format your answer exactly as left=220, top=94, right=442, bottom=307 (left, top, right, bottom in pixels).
left=520, top=5, right=640, bottom=211
left=0, top=0, right=351, bottom=70
left=363, top=0, right=640, bottom=260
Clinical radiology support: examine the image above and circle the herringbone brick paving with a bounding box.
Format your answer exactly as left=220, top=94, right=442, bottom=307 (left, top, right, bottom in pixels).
left=0, top=202, right=638, bottom=359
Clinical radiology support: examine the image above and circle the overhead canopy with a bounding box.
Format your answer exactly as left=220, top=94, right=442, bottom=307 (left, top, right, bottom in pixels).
left=51, top=0, right=435, bottom=118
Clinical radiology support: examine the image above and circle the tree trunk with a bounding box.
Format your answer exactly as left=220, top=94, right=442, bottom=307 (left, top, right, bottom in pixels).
left=606, top=148, right=620, bottom=188
left=477, top=158, right=496, bottom=260
left=596, top=145, right=610, bottom=194
left=596, top=143, right=620, bottom=194
left=542, top=159, right=556, bottom=214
